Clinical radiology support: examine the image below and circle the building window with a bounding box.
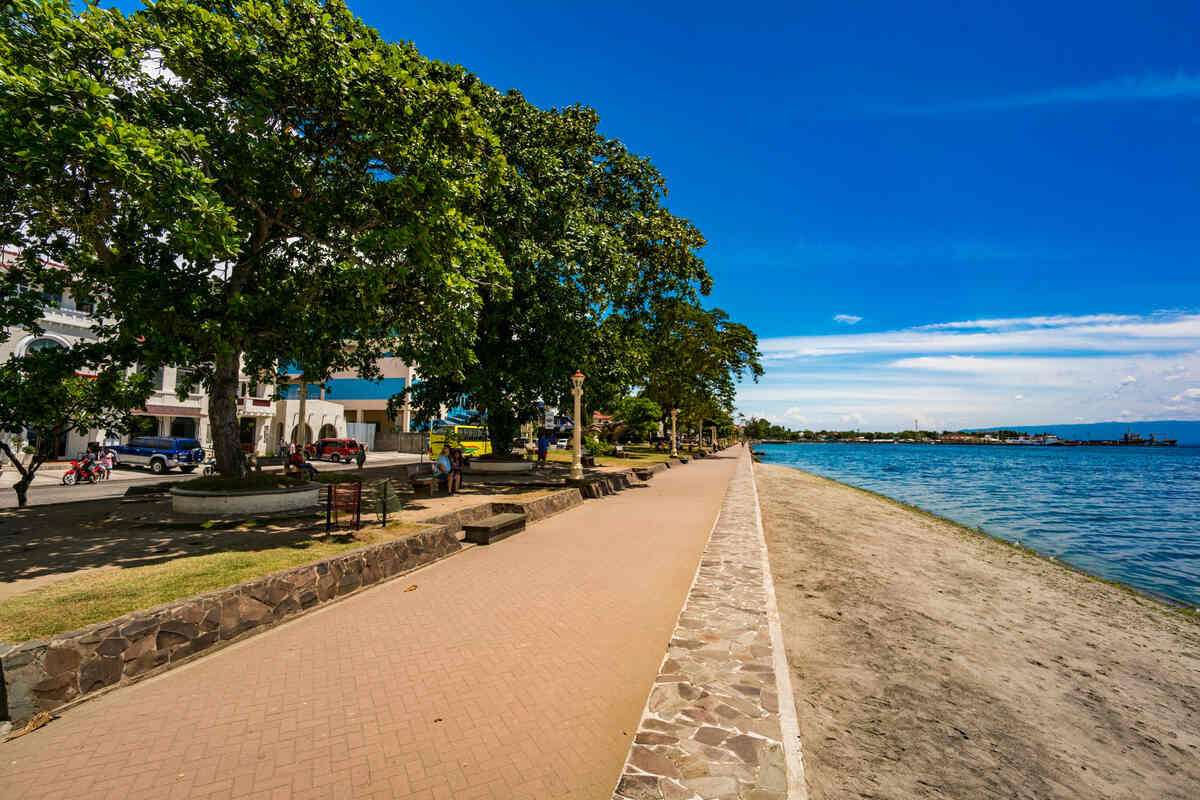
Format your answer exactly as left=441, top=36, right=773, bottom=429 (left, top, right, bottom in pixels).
left=176, top=367, right=200, bottom=395
left=73, top=294, right=95, bottom=315
left=170, top=417, right=197, bottom=438
left=130, top=415, right=159, bottom=437
left=139, top=364, right=164, bottom=392
left=26, top=338, right=64, bottom=355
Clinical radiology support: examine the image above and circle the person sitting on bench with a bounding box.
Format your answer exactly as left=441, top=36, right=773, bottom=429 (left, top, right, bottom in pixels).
left=433, top=445, right=453, bottom=492
left=289, top=449, right=318, bottom=478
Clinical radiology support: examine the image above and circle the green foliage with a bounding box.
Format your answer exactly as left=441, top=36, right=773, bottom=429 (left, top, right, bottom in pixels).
left=639, top=299, right=763, bottom=424
left=1, top=0, right=763, bottom=475
left=1, top=0, right=505, bottom=475
left=406, top=85, right=709, bottom=454
left=616, top=396, right=663, bottom=441
left=583, top=434, right=614, bottom=457
left=0, top=349, right=152, bottom=505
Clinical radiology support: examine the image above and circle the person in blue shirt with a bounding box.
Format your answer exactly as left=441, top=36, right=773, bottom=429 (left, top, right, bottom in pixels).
left=433, top=445, right=453, bottom=491
left=536, top=431, right=550, bottom=468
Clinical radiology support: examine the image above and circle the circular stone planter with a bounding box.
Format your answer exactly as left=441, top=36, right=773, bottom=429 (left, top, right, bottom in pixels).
left=465, top=460, right=534, bottom=473
left=171, top=482, right=321, bottom=515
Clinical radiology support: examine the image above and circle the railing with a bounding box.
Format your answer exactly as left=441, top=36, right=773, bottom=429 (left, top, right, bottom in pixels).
left=319, top=478, right=403, bottom=534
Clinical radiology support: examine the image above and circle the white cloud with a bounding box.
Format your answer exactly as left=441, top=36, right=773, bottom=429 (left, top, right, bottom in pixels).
left=760, top=313, right=1200, bottom=360
left=739, top=311, right=1200, bottom=429
left=918, top=314, right=1137, bottom=330
left=833, top=314, right=862, bottom=325
left=782, top=407, right=808, bottom=422
left=881, top=72, right=1200, bottom=115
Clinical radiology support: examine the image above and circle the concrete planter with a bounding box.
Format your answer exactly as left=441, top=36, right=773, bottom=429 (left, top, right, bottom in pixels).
left=171, top=482, right=320, bottom=515
left=465, top=460, right=534, bottom=473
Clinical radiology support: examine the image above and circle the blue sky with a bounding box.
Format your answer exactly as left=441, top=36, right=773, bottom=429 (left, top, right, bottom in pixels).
left=109, top=0, right=1200, bottom=429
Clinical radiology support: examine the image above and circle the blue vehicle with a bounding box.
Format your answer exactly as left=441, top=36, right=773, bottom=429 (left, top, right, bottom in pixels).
left=112, top=436, right=206, bottom=474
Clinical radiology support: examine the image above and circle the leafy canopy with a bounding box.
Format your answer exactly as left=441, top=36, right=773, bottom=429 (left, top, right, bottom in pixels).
left=1, top=0, right=507, bottom=473
left=407, top=83, right=710, bottom=451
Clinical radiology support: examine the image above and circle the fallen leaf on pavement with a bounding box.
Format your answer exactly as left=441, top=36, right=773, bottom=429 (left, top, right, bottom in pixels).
left=4, top=712, right=56, bottom=741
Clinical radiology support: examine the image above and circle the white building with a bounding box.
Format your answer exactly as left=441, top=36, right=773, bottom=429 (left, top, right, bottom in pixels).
left=1, top=250, right=349, bottom=460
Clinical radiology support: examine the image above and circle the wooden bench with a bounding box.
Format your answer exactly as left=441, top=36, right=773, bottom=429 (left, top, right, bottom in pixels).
left=253, top=455, right=286, bottom=472
left=581, top=454, right=596, bottom=468
left=406, top=462, right=443, bottom=496
left=462, top=513, right=526, bottom=545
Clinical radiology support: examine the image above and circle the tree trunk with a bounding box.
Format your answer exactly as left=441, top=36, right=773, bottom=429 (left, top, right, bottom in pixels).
left=13, top=475, right=31, bottom=508
left=485, top=403, right=520, bottom=459
left=0, top=443, right=34, bottom=508
left=209, top=349, right=244, bottom=477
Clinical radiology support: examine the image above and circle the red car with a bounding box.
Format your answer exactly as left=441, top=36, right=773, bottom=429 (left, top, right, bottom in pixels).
left=304, top=438, right=360, bottom=462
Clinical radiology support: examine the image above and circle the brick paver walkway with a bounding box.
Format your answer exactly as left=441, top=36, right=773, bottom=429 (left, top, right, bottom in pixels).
left=0, top=454, right=740, bottom=800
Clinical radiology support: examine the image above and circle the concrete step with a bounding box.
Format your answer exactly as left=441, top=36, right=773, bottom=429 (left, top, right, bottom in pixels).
left=462, top=512, right=527, bottom=545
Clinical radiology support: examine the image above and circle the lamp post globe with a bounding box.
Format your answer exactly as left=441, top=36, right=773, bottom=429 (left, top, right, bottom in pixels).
left=570, top=371, right=585, bottom=480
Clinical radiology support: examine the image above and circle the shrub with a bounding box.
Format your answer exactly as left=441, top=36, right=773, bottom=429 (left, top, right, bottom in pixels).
left=584, top=435, right=614, bottom=456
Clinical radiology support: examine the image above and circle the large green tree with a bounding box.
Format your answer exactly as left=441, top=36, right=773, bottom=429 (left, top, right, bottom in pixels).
left=639, top=298, right=764, bottom=427
left=1, top=0, right=504, bottom=475
left=406, top=85, right=709, bottom=454
left=615, top=395, right=663, bottom=442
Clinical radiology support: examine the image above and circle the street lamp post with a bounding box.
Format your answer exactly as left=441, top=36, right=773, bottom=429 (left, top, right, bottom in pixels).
left=570, top=370, right=585, bottom=480
left=670, top=408, right=678, bottom=457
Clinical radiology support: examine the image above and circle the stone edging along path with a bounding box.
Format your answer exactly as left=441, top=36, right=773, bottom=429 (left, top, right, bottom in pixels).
left=0, top=485, right=596, bottom=724
left=612, top=452, right=807, bottom=800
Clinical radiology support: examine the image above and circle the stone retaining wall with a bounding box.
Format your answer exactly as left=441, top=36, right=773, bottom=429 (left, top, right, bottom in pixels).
left=0, top=525, right=460, bottom=723
left=421, top=488, right=582, bottom=534
left=493, top=488, right=582, bottom=523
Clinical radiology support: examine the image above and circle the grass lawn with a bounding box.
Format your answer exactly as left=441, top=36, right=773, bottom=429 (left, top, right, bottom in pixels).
left=544, top=444, right=678, bottom=467
left=0, top=522, right=423, bottom=642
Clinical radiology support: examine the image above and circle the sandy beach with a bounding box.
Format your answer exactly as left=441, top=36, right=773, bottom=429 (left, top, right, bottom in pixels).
left=755, top=462, right=1200, bottom=800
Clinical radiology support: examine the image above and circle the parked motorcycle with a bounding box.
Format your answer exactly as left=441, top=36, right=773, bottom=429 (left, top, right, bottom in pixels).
left=61, top=457, right=99, bottom=486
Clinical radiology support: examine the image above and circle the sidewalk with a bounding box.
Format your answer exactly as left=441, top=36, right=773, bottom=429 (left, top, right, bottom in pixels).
left=0, top=452, right=741, bottom=799
left=0, top=452, right=422, bottom=490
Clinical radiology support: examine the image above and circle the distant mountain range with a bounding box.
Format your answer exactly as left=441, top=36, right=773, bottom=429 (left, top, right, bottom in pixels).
left=967, top=420, right=1200, bottom=446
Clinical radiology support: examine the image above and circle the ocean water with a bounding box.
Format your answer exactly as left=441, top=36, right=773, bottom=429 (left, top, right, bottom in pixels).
left=755, top=443, right=1200, bottom=609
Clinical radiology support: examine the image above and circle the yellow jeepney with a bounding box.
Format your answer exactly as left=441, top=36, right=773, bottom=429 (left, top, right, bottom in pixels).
left=428, top=425, right=492, bottom=457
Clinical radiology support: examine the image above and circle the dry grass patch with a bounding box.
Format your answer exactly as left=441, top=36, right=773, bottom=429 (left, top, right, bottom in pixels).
left=0, top=522, right=424, bottom=642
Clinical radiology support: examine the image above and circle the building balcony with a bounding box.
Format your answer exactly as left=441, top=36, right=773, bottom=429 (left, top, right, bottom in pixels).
left=237, top=397, right=277, bottom=417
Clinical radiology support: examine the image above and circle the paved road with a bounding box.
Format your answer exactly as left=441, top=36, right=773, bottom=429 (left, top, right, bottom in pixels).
left=0, top=453, right=740, bottom=800
left=0, top=453, right=423, bottom=508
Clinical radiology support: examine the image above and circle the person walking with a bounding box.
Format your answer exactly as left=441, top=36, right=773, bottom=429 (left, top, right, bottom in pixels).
left=536, top=430, right=550, bottom=468
left=100, top=447, right=114, bottom=480
left=355, top=444, right=366, bottom=470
